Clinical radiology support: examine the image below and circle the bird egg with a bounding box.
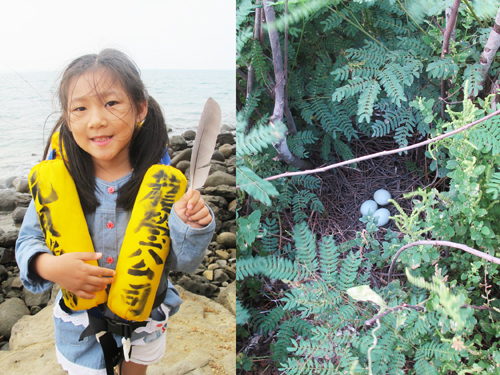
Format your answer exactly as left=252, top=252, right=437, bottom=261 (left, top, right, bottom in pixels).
left=373, top=208, right=390, bottom=226
left=360, top=200, right=378, bottom=216
left=373, top=189, right=391, bottom=205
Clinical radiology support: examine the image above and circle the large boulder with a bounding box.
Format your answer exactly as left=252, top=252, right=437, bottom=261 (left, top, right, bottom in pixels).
left=12, top=178, right=30, bottom=194
left=205, top=172, right=236, bottom=188
left=170, top=135, right=188, bottom=151
left=217, top=281, right=236, bottom=316
left=0, top=230, right=20, bottom=248
left=12, top=207, right=28, bottom=224
left=0, top=298, right=30, bottom=339
left=2, top=287, right=236, bottom=375
left=0, top=190, right=31, bottom=211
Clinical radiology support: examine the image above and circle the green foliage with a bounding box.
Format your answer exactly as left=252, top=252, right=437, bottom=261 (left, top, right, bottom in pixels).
left=237, top=0, right=500, bottom=372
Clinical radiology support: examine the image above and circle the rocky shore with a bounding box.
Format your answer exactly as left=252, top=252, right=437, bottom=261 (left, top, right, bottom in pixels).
left=0, top=129, right=236, bottom=370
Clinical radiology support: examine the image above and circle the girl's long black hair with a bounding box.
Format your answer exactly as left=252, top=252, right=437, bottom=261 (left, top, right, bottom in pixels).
left=43, top=49, right=169, bottom=212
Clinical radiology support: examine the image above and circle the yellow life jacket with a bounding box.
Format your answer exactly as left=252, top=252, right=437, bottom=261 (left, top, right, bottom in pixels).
left=29, top=135, right=186, bottom=321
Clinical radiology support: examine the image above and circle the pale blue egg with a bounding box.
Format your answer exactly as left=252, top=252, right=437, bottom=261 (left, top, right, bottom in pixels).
left=374, top=189, right=391, bottom=205
left=373, top=208, right=390, bottom=226
left=360, top=200, right=378, bottom=216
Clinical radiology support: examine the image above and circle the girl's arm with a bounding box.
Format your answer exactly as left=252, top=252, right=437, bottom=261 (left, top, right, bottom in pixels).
left=16, top=200, right=115, bottom=299
left=167, top=189, right=216, bottom=273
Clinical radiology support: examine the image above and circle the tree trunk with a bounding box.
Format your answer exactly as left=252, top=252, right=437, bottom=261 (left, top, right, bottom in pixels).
left=262, top=0, right=312, bottom=170
left=480, top=6, right=500, bottom=86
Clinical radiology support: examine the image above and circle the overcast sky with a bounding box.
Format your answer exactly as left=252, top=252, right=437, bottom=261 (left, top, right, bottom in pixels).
left=0, top=0, right=235, bottom=72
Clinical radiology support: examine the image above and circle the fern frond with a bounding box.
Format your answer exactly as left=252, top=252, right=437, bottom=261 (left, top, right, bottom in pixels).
left=236, top=118, right=286, bottom=157
left=338, top=251, right=362, bottom=291
left=426, top=58, right=459, bottom=79
left=332, top=76, right=374, bottom=102
left=252, top=306, right=286, bottom=336
left=378, top=66, right=407, bottom=106
left=236, top=255, right=298, bottom=281
left=463, top=64, right=483, bottom=97
left=358, top=79, right=381, bottom=123
left=294, top=222, right=319, bottom=274
left=236, top=26, right=253, bottom=54
left=319, top=236, right=340, bottom=284
left=236, top=166, right=278, bottom=206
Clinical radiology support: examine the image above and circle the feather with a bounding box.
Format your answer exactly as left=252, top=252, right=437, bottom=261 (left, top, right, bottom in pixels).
left=189, top=98, right=222, bottom=189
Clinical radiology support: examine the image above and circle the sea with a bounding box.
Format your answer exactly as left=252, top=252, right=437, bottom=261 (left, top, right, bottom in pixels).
left=0, top=69, right=235, bottom=185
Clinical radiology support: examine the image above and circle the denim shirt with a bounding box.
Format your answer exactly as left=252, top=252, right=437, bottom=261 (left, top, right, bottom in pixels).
left=16, top=171, right=216, bottom=316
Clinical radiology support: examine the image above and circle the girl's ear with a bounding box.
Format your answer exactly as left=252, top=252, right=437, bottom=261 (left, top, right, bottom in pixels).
left=137, top=101, right=148, bottom=124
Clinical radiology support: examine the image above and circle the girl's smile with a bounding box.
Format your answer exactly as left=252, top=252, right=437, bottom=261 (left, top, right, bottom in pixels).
left=66, top=69, right=147, bottom=180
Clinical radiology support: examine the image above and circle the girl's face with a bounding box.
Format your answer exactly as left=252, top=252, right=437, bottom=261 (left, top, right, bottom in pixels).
left=66, top=69, right=147, bottom=176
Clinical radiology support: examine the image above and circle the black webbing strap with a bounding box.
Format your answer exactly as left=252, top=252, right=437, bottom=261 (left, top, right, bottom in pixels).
left=98, top=331, right=127, bottom=375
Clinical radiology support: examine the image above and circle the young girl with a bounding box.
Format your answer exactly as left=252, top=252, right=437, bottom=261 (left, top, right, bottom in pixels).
left=15, top=49, right=215, bottom=375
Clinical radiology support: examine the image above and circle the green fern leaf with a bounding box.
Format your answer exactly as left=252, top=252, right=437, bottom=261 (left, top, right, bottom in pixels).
left=426, top=58, right=459, bottom=79
left=237, top=166, right=278, bottom=206
left=358, top=79, right=381, bottom=123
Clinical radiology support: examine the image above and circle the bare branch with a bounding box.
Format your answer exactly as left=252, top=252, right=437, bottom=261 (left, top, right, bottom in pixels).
left=388, top=240, right=500, bottom=283
left=441, top=0, right=461, bottom=58
left=264, top=108, right=500, bottom=181
left=479, top=6, right=500, bottom=86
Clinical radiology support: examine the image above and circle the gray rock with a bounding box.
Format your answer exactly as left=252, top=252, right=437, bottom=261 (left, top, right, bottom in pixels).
left=0, top=342, right=8, bottom=350
left=0, top=298, right=30, bottom=339
left=204, top=185, right=236, bottom=200
left=218, top=144, right=233, bottom=159
left=217, top=281, right=236, bottom=315
left=213, top=269, right=229, bottom=283
left=176, top=160, right=190, bottom=173
left=23, top=287, right=51, bottom=308
left=30, top=306, right=42, bottom=315
left=11, top=276, right=23, bottom=289
left=171, top=148, right=192, bottom=167
left=201, top=195, right=228, bottom=209
left=220, top=124, right=236, bottom=132
left=12, top=178, right=30, bottom=194
left=219, top=208, right=235, bottom=221
left=0, top=228, right=4, bottom=236
left=0, top=190, right=31, bottom=211
left=208, top=163, right=227, bottom=175
left=0, top=231, right=19, bottom=248
left=0, top=247, right=15, bottom=264
left=223, top=265, right=236, bottom=280
left=216, top=260, right=227, bottom=267
left=205, top=203, right=220, bottom=217
left=221, top=220, right=237, bottom=234
left=226, top=155, right=236, bottom=166
left=205, top=171, right=235, bottom=188
left=12, top=207, right=28, bottom=224
left=211, top=150, right=225, bottom=162
left=217, top=233, right=236, bottom=248
left=182, top=130, right=196, bottom=141
left=4, top=176, right=17, bottom=188
left=217, top=133, right=235, bottom=145
left=215, top=250, right=230, bottom=260
left=227, top=166, right=236, bottom=175
left=176, top=275, right=213, bottom=297
left=0, top=265, right=7, bottom=281
left=170, top=135, right=188, bottom=151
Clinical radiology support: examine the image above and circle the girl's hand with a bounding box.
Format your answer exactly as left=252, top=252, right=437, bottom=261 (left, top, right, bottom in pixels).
left=33, top=252, right=115, bottom=299
left=174, top=188, right=213, bottom=228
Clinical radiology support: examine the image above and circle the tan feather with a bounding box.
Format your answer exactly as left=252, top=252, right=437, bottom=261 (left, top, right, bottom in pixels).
left=189, top=98, right=222, bottom=189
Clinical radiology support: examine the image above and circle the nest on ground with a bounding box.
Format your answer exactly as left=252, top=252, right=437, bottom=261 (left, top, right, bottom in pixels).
left=299, top=134, right=440, bottom=244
